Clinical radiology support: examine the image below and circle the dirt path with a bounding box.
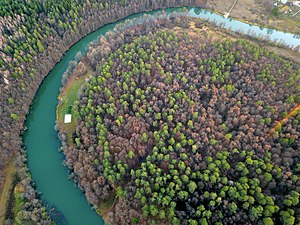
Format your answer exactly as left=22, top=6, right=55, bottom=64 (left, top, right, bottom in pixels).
left=0, top=160, right=16, bottom=225
left=267, top=104, right=300, bottom=137
left=224, top=0, right=239, bottom=18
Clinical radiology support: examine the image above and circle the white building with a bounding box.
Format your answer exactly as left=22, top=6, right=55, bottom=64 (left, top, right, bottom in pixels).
left=64, top=114, right=72, bottom=123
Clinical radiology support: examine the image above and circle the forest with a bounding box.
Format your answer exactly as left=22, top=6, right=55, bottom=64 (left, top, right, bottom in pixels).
left=60, top=14, right=300, bottom=225
left=0, top=0, right=205, bottom=224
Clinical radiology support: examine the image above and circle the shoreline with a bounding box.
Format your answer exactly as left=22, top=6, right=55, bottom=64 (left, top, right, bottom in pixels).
left=2, top=2, right=299, bottom=224
left=203, top=0, right=300, bottom=35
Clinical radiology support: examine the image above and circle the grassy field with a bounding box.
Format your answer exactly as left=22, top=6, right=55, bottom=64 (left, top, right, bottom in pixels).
left=56, top=63, right=93, bottom=145
left=0, top=160, right=16, bottom=225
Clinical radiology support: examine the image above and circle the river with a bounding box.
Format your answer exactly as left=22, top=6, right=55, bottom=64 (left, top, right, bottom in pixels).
left=23, top=7, right=300, bottom=225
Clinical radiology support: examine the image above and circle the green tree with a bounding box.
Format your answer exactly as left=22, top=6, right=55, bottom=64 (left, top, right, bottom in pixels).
left=127, top=150, right=135, bottom=159
left=10, top=113, right=18, bottom=120
left=263, top=217, right=274, bottom=225
left=188, top=181, right=197, bottom=193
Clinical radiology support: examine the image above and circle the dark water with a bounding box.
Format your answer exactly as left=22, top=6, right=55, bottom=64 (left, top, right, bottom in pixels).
left=23, top=7, right=300, bottom=225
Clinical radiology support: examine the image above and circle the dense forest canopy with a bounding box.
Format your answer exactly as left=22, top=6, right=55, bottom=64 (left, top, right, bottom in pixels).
left=0, top=0, right=200, bottom=175
left=0, top=0, right=299, bottom=224
left=60, top=15, right=300, bottom=225
left=0, top=0, right=204, bottom=224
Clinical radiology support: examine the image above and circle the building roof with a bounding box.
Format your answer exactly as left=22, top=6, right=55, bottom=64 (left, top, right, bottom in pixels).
left=64, top=114, right=72, bottom=123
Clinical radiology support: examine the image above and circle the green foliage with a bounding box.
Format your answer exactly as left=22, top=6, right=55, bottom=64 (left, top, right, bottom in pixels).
left=116, top=186, right=127, bottom=198
left=272, top=6, right=279, bottom=16
left=73, top=25, right=300, bottom=225
left=8, top=97, right=15, bottom=104
left=10, top=113, right=18, bottom=120
left=188, top=181, right=197, bottom=193
left=263, top=217, right=274, bottom=225
left=225, top=133, right=232, bottom=140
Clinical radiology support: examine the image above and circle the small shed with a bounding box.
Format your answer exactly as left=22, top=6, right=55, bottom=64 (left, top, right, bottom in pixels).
left=64, top=114, right=72, bottom=124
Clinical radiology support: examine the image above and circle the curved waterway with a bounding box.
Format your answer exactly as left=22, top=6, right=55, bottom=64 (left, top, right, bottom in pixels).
left=23, top=7, right=300, bottom=225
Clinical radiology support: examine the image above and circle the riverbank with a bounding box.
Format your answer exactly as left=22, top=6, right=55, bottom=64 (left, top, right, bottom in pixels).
left=211, top=17, right=300, bottom=64
left=205, top=0, right=300, bottom=35
left=57, top=59, right=93, bottom=145
left=56, top=57, right=118, bottom=219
